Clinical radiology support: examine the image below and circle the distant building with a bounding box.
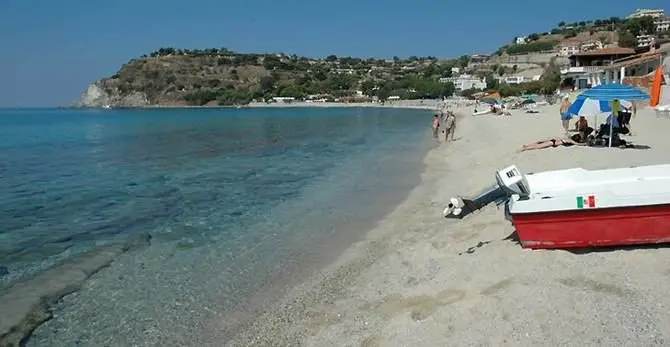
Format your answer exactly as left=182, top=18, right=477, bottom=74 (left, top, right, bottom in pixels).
left=558, top=41, right=581, bottom=57
left=496, top=68, right=543, bottom=85
left=272, top=97, right=296, bottom=103
left=655, top=17, right=670, bottom=32
left=627, top=8, right=665, bottom=19
left=580, top=40, right=604, bottom=52
left=636, top=35, right=656, bottom=48
left=502, top=76, right=525, bottom=84
left=561, top=47, right=636, bottom=89
left=515, top=36, right=528, bottom=45
left=439, top=74, right=487, bottom=91
left=602, top=52, right=664, bottom=88
left=470, top=54, right=489, bottom=63
left=451, top=67, right=461, bottom=75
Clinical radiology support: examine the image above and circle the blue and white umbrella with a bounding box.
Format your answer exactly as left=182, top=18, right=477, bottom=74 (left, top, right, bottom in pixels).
left=571, top=83, right=649, bottom=147
left=568, top=97, right=632, bottom=117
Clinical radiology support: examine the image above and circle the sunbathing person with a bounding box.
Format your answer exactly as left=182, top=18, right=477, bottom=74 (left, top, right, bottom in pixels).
left=518, top=136, right=583, bottom=152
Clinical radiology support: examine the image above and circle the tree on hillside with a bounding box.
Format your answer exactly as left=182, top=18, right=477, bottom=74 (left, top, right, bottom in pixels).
left=457, top=55, right=470, bottom=68
left=617, top=30, right=637, bottom=48
left=325, top=55, right=338, bottom=62
left=512, top=64, right=518, bottom=73
left=485, top=74, right=499, bottom=90
left=497, top=65, right=505, bottom=76
left=626, top=16, right=656, bottom=36
left=528, top=33, right=540, bottom=41
left=558, top=21, right=566, bottom=27
left=361, top=80, right=376, bottom=96
left=263, top=56, right=282, bottom=70
left=539, top=59, right=561, bottom=95
left=260, top=76, right=275, bottom=91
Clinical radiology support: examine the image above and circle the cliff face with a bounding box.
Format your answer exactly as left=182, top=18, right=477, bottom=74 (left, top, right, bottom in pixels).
left=73, top=54, right=271, bottom=107
left=73, top=83, right=149, bottom=107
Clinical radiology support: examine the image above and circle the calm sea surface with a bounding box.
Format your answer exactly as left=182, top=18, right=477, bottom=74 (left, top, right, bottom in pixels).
left=0, top=107, right=432, bottom=293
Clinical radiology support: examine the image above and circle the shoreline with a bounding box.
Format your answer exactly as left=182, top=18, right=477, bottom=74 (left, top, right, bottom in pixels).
left=226, top=105, right=670, bottom=346
left=224, top=108, right=472, bottom=346
left=17, top=107, right=443, bottom=346
left=67, top=99, right=474, bottom=111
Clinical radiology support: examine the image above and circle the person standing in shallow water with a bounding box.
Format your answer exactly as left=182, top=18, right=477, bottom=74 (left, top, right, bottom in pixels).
left=560, top=95, right=572, bottom=135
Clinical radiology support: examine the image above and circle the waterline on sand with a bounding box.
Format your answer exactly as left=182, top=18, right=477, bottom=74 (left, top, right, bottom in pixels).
left=2, top=107, right=438, bottom=346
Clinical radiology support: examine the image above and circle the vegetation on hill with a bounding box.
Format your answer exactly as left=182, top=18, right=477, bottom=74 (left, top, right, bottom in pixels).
left=90, top=49, right=466, bottom=106
left=497, top=15, right=662, bottom=54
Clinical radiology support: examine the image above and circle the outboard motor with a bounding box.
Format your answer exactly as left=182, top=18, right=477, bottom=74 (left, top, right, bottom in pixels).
left=443, top=165, right=530, bottom=219
left=495, top=165, right=531, bottom=199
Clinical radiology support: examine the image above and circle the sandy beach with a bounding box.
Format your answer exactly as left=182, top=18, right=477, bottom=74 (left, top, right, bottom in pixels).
left=225, top=104, right=670, bottom=346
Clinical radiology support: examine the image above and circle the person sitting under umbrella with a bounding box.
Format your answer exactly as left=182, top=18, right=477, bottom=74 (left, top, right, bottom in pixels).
left=574, top=116, right=588, bottom=132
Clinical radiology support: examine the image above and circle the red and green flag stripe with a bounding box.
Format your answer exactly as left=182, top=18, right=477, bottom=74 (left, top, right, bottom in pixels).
left=576, top=195, right=596, bottom=208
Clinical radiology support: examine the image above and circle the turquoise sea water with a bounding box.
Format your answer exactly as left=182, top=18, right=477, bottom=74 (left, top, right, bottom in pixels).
left=1, top=107, right=432, bottom=293
left=3, top=107, right=435, bottom=345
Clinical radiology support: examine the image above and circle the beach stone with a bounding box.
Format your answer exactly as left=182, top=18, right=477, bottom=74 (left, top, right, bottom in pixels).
left=0, top=234, right=151, bottom=346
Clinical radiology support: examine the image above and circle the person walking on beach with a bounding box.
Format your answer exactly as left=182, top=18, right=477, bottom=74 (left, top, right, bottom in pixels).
left=444, top=112, right=456, bottom=141
left=432, top=114, right=440, bottom=138
left=560, top=95, right=572, bottom=135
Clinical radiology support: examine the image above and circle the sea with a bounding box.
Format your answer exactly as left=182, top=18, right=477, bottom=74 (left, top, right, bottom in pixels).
left=1, top=107, right=434, bottom=343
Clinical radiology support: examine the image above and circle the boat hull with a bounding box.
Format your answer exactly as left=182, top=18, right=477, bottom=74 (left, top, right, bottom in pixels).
left=511, top=204, right=670, bottom=249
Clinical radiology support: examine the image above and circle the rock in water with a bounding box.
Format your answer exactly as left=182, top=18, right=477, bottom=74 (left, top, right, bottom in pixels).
left=0, top=266, right=8, bottom=277
left=0, top=234, right=151, bottom=346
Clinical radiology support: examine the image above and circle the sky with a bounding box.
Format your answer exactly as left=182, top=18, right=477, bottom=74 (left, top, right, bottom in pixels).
left=0, top=0, right=666, bottom=107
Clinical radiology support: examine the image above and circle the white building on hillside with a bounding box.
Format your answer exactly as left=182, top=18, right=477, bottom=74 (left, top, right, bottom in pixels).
left=580, top=40, right=604, bottom=51
left=497, top=68, right=544, bottom=85
left=515, top=36, right=528, bottom=44
left=439, top=74, right=487, bottom=91
left=628, top=8, right=665, bottom=19
left=637, top=34, right=655, bottom=48
left=558, top=41, right=580, bottom=57
left=656, top=17, right=670, bottom=32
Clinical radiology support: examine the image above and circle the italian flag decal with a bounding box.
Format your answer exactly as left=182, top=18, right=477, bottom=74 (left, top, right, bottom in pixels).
left=576, top=195, right=596, bottom=208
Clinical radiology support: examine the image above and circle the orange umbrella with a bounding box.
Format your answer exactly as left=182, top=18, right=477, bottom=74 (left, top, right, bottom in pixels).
left=650, top=65, right=663, bottom=107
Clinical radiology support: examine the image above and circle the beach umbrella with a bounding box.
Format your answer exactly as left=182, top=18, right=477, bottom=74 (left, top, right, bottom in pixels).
left=578, top=83, right=650, bottom=102
left=574, top=83, right=650, bottom=147
left=568, top=97, right=632, bottom=116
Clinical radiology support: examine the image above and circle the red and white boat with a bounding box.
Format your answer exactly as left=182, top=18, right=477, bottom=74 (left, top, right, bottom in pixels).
left=444, top=164, right=670, bottom=249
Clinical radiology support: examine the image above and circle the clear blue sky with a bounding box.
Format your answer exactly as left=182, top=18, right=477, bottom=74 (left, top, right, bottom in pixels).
left=1, top=0, right=666, bottom=107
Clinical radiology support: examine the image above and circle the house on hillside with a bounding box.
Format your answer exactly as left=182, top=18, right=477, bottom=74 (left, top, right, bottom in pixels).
left=439, top=74, right=487, bottom=91
left=655, top=17, right=670, bottom=32
left=637, top=35, right=656, bottom=48
left=627, top=8, right=665, bottom=19
left=602, top=52, right=665, bottom=88
left=580, top=40, right=604, bottom=52
left=496, top=68, right=544, bottom=85
left=558, top=41, right=581, bottom=57
left=515, top=36, right=528, bottom=45
left=560, top=47, right=636, bottom=89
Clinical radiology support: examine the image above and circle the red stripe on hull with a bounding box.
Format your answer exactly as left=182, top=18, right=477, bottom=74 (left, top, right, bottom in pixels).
left=511, top=205, right=670, bottom=249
